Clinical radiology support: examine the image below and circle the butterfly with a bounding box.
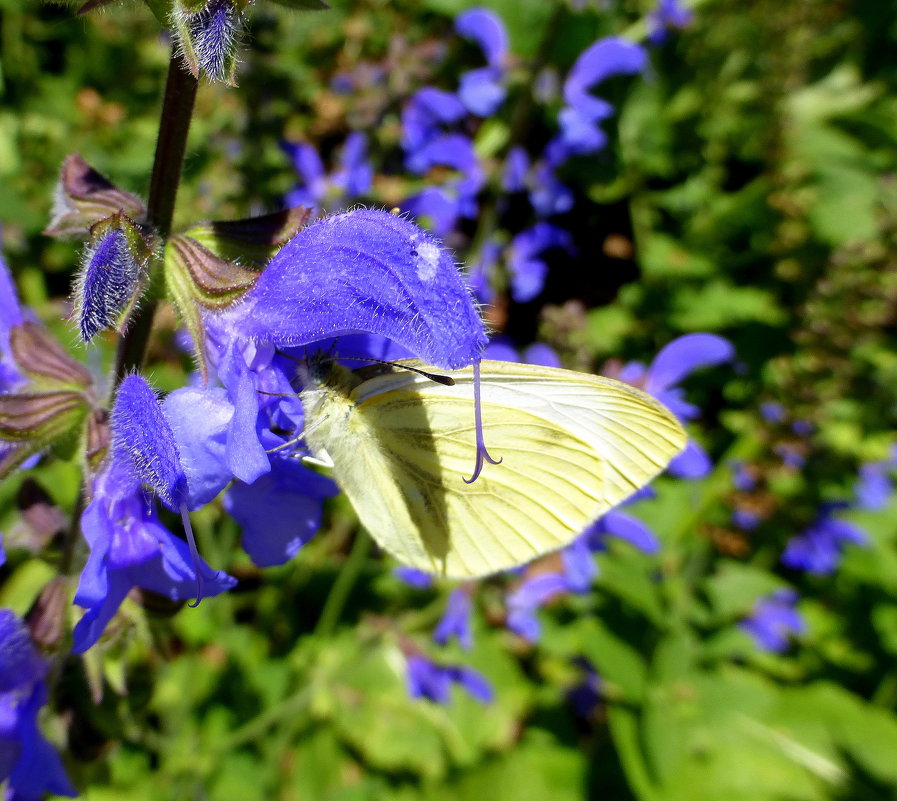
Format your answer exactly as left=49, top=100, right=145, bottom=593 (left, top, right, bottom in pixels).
left=299, top=358, right=687, bottom=579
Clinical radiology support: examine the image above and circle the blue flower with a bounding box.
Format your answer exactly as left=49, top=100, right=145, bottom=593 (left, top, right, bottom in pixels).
left=506, top=572, right=567, bottom=642
left=223, top=457, right=337, bottom=567
left=72, top=457, right=236, bottom=653
left=647, top=0, right=693, bottom=45
left=546, top=37, right=647, bottom=165
left=0, top=253, right=26, bottom=393
left=393, top=566, right=434, bottom=589
left=433, top=587, right=473, bottom=649
left=214, top=209, right=487, bottom=371
left=401, top=88, right=467, bottom=156
left=855, top=459, right=893, bottom=510
left=405, top=134, right=484, bottom=236
left=455, top=7, right=509, bottom=116
left=739, top=589, right=805, bottom=653
left=781, top=506, right=868, bottom=575
left=528, top=160, right=574, bottom=218
left=616, top=333, right=734, bottom=479
left=566, top=657, right=602, bottom=718
left=200, top=210, right=488, bottom=484
left=506, top=222, right=575, bottom=302
left=405, top=653, right=493, bottom=704
left=0, top=609, right=76, bottom=799
left=281, top=132, right=372, bottom=211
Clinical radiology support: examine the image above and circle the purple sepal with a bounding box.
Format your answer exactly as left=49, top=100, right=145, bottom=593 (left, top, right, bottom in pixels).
left=223, top=457, right=337, bottom=567
left=223, top=209, right=487, bottom=369
left=112, top=375, right=189, bottom=511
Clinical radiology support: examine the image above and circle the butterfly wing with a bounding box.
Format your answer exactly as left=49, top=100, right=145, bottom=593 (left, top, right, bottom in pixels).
left=316, top=360, right=687, bottom=578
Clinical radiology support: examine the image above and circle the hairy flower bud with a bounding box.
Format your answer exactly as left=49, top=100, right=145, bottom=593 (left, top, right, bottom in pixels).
left=173, top=0, right=242, bottom=85
left=44, top=154, right=146, bottom=238
left=74, top=213, right=153, bottom=342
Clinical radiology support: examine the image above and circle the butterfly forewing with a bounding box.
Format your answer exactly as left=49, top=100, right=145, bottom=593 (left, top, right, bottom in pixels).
left=310, top=360, right=686, bottom=579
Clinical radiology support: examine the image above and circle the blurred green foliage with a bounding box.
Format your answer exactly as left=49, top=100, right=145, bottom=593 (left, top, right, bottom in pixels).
left=3, top=0, right=897, bottom=799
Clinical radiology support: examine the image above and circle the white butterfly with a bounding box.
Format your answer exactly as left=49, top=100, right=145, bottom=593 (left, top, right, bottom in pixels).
left=300, top=359, right=686, bottom=578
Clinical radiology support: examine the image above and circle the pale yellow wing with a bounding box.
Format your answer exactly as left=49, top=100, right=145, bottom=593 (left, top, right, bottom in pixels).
left=318, top=360, right=686, bottom=579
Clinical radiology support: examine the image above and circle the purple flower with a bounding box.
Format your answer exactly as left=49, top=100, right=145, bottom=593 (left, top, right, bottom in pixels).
left=507, top=222, right=575, bottom=302
left=72, top=458, right=236, bottom=653
left=567, top=658, right=602, bottom=717
left=281, top=132, right=372, bottom=211
left=560, top=536, right=597, bottom=593
left=586, top=509, right=661, bottom=554
left=455, top=7, right=509, bottom=116
left=506, top=573, right=567, bottom=641
left=760, top=402, right=786, bottom=423
left=223, top=457, right=337, bottom=567
left=732, top=508, right=761, bottom=531
left=393, top=566, right=434, bottom=589
left=405, top=134, right=484, bottom=236
left=0, top=610, right=76, bottom=799
left=528, top=160, right=574, bottom=218
left=0, top=254, right=26, bottom=393
left=547, top=38, right=647, bottom=165
left=618, top=333, right=734, bottom=479
left=730, top=460, right=756, bottom=492
left=401, top=88, right=467, bottom=155
left=216, top=209, right=487, bottom=370
left=200, top=210, right=487, bottom=484
left=502, top=147, right=529, bottom=192
left=647, top=0, right=693, bottom=45
left=855, top=461, right=893, bottom=510
left=433, top=587, right=473, bottom=649
left=781, top=507, right=868, bottom=575
left=739, top=589, right=805, bottom=653
left=405, top=653, right=493, bottom=704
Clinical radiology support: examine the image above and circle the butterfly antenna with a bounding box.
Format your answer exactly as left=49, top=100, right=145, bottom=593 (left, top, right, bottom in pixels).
left=340, top=356, right=456, bottom=386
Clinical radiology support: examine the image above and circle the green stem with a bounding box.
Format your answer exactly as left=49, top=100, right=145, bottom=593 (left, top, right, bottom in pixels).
left=314, top=530, right=372, bottom=638
left=114, top=50, right=197, bottom=383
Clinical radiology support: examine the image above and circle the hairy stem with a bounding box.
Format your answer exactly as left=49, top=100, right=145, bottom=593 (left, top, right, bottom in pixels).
left=114, top=50, right=198, bottom=383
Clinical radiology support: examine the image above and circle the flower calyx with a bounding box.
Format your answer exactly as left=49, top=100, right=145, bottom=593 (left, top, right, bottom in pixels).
left=45, top=154, right=146, bottom=239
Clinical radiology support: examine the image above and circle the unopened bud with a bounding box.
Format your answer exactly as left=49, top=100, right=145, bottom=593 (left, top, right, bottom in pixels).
left=74, top=213, right=153, bottom=342
left=173, top=0, right=242, bottom=85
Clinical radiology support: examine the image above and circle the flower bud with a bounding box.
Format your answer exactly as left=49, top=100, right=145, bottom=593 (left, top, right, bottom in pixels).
left=44, top=154, right=145, bottom=238
left=74, top=212, right=153, bottom=342
left=172, top=0, right=242, bottom=85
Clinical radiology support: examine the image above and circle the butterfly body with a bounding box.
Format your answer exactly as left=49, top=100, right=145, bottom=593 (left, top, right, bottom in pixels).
left=300, top=358, right=686, bottom=579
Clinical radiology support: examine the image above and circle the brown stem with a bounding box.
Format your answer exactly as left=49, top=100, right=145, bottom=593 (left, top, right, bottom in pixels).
left=114, top=51, right=198, bottom=383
